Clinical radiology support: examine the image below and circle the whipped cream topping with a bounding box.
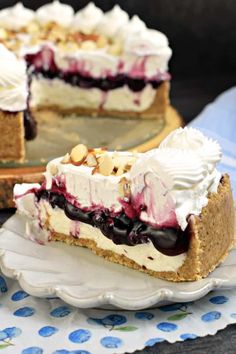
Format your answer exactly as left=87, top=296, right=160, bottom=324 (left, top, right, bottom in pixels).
left=45, top=151, right=136, bottom=212
left=72, top=2, right=103, bottom=34
left=118, top=15, right=147, bottom=39
left=124, top=29, right=170, bottom=56
left=130, top=128, right=222, bottom=230
left=39, top=127, right=222, bottom=232
left=0, top=44, right=28, bottom=111
left=36, top=0, right=74, bottom=27
left=0, top=3, right=35, bottom=31
left=96, top=5, right=129, bottom=38
left=160, top=127, right=222, bottom=173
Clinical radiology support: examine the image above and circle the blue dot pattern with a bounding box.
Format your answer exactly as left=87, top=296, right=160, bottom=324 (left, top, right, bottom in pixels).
left=69, top=329, right=91, bottom=343
left=38, top=326, right=58, bottom=337
left=0, top=267, right=236, bottom=354
left=14, top=307, right=35, bottom=317
left=157, top=322, right=178, bottom=332
left=201, top=311, right=221, bottom=322
left=11, top=290, right=29, bottom=301
left=100, top=336, right=123, bottom=348
left=101, top=314, right=127, bottom=326
left=145, top=338, right=165, bottom=346
left=180, top=333, right=197, bottom=340
left=22, top=347, right=43, bottom=354
left=135, top=312, right=154, bottom=320
left=3, top=327, right=22, bottom=338
left=50, top=306, right=71, bottom=318
left=209, top=296, right=229, bottom=304
left=0, top=276, right=8, bottom=293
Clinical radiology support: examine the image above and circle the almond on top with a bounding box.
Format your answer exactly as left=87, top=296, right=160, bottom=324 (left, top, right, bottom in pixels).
left=70, top=144, right=88, bottom=163
left=86, top=153, right=98, bottom=167
left=98, top=153, right=115, bottom=176
left=61, top=152, right=70, bottom=164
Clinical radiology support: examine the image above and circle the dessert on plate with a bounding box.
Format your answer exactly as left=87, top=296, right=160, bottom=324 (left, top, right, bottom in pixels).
left=0, top=1, right=172, bottom=118
left=14, top=127, right=235, bottom=281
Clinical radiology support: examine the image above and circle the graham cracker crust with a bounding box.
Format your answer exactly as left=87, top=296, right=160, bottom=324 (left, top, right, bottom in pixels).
left=32, top=82, right=169, bottom=119
left=49, top=175, right=235, bottom=282
left=0, top=111, right=25, bottom=162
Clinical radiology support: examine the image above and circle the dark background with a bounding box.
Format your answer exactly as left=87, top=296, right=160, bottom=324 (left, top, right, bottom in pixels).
left=1, top=0, right=236, bottom=122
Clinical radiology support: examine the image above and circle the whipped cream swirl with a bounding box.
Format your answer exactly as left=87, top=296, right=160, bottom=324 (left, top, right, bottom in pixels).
left=72, top=2, right=103, bottom=34
left=0, top=3, right=35, bottom=31
left=130, top=127, right=222, bottom=230
left=160, top=127, right=222, bottom=173
left=96, top=5, right=129, bottom=38
left=0, top=44, right=28, bottom=112
left=124, top=29, right=170, bottom=55
left=36, top=0, right=74, bottom=27
left=118, top=15, right=147, bottom=39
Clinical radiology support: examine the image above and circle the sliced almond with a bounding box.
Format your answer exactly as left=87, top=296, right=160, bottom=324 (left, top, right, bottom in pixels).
left=80, top=40, right=97, bottom=50
left=108, top=41, right=122, bottom=56
left=61, top=153, right=70, bottom=164
left=116, top=165, right=125, bottom=176
left=70, top=144, right=88, bottom=163
left=118, top=177, right=131, bottom=198
left=98, top=154, right=115, bottom=176
left=86, top=153, right=98, bottom=167
left=97, top=35, right=108, bottom=48
left=0, top=28, right=8, bottom=40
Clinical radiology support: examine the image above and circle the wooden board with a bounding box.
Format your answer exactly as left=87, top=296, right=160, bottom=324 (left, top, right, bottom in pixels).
left=0, top=106, right=182, bottom=209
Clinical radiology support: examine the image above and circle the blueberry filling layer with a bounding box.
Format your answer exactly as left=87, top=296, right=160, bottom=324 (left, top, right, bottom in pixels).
left=37, top=190, right=190, bottom=257
left=25, top=52, right=168, bottom=93
left=30, top=69, right=163, bottom=92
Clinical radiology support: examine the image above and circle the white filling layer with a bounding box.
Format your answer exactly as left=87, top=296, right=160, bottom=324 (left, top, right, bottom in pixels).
left=30, top=77, right=156, bottom=112
left=16, top=195, right=186, bottom=273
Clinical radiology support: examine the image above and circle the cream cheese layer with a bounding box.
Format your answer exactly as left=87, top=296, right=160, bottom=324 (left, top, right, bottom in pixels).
left=30, top=77, right=157, bottom=112
left=15, top=194, right=186, bottom=273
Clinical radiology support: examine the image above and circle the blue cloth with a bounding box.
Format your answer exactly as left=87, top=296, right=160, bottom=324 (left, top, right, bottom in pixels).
left=189, top=87, right=236, bottom=198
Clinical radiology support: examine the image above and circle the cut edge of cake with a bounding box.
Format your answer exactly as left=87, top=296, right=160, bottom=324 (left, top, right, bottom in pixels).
left=42, top=174, right=235, bottom=281
left=0, top=111, right=25, bottom=162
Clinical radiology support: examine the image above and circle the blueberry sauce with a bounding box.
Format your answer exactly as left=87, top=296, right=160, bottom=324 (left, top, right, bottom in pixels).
left=36, top=189, right=190, bottom=256
left=25, top=50, right=169, bottom=93
left=23, top=110, right=37, bottom=140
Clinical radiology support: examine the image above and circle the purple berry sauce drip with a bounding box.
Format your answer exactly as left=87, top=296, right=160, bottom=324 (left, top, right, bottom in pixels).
left=36, top=189, right=189, bottom=257
left=25, top=50, right=167, bottom=93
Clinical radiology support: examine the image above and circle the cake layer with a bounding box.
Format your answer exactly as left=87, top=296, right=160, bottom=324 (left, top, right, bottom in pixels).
left=31, top=79, right=169, bottom=117
left=30, top=76, right=163, bottom=113
left=25, top=199, right=187, bottom=273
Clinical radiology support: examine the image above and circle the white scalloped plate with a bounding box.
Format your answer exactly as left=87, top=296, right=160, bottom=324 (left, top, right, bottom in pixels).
left=0, top=214, right=236, bottom=310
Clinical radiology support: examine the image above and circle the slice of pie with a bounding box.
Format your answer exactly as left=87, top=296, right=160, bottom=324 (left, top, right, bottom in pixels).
left=14, top=127, right=235, bottom=281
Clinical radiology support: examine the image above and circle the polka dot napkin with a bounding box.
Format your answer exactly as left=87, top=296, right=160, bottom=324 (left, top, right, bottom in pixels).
left=1, top=274, right=236, bottom=354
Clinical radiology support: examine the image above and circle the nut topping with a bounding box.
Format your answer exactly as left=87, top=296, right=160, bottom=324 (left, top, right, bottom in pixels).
left=70, top=144, right=88, bottom=163
left=61, top=153, right=70, bottom=164
left=98, top=154, right=115, bottom=176
left=86, top=153, right=98, bottom=167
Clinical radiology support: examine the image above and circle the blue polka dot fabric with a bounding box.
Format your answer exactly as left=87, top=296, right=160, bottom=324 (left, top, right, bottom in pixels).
left=1, top=274, right=236, bottom=353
